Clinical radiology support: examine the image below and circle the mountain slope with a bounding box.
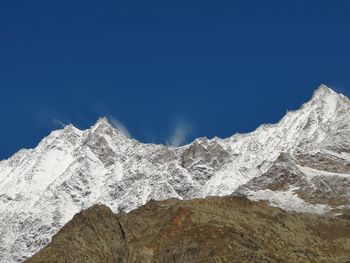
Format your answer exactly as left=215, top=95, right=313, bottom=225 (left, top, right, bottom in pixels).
left=1, top=85, right=350, bottom=262
left=26, top=204, right=128, bottom=263
left=234, top=151, right=350, bottom=213
left=27, top=197, right=350, bottom=263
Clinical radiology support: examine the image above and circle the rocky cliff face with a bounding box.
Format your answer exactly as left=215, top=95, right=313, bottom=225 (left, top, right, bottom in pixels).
left=1, top=85, right=350, bottom=261
left=27, top=197, right=350, bottom=263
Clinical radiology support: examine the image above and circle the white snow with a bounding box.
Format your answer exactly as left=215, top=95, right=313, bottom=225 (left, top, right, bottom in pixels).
left=247, top=187, right=331, bottom=214
left=297, top=165, right=350, bottom=179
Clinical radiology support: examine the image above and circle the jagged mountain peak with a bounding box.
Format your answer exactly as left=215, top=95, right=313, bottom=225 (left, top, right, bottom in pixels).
left=307, top=84, right=337, bottom=107
left=49, top=117, right=127, bottom=140
left=92, top=116, right=113, bottom=129
left=312, top=83, right=335, bottom=97
left=87, top=117, right=113, bottom=135
left=308, top=84, right=349, bottom=114
left=88, top=117, right=130, bottom=141
left=60, top=124, right=82, bottom=139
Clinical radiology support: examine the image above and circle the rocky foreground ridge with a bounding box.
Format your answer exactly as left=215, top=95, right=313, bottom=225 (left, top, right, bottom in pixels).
left=27, top=197, right=350, bottom=263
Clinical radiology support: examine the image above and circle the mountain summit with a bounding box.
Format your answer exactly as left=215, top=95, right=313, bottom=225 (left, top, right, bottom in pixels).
left=0, top=85, right=349, bottom=262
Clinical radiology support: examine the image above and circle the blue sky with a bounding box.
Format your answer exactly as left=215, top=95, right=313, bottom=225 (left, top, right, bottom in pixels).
left=1, top=1, right=350, bottom=159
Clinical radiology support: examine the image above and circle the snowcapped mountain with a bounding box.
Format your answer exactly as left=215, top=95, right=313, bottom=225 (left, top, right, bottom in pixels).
left=0, top=84, right=349, bottom=262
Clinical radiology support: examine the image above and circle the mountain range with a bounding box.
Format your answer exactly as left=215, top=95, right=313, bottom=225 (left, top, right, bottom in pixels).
left=0, top=84, right=350, bottom=262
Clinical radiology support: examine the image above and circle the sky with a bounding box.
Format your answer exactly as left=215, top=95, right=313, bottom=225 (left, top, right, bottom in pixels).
left=1, top=1, right=350, bottom=159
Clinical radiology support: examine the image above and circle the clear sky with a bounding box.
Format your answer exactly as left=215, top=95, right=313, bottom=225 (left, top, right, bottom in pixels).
left=1, top=1, right=350, bottom=159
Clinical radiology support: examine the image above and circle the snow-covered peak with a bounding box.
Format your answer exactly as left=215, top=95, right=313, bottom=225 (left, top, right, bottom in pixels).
left=62, top=124, right=81, bottom=134
left=306, top=84, right=338, bottom=111
left=89, top=117, right=114, bottom=133
left=88, top=117, right=130, bottom=142
left=93, top=116, right=112, bottom=127
left=312, top=84, right=335, bottom=98
left=288, top=84, right=350, bottom=131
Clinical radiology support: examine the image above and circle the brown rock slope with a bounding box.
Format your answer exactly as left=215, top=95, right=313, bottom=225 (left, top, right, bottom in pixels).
left=27, top=197, right=350, bottom=263
left=26, top=204, right=128, bottom=263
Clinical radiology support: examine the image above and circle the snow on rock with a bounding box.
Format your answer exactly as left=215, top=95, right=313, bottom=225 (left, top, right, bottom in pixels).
left=0, top=85, right=350, bottom=262
left=246, top=187, right=331, bottom=214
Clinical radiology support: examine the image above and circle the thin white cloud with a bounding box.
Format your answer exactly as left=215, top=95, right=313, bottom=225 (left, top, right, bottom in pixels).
left=52, top=118, right=66, bottom=128
left=167, top=120, right=192, bottom=147
left=109, top=117, right=131, bottom=138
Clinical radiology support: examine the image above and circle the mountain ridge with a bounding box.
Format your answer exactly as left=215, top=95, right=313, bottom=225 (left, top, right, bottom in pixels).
left=0, top=84, right=350, bottom=262
left=2, top=84, right=344, bottom=161
left=26, top=196, right=350, bottom=263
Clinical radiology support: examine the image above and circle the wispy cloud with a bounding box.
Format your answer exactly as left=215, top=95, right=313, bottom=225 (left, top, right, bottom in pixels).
left=109, top=117, right=131, bottom=138
left=52, top=118, right=66, bottom=128
left=167, top=120, right=192, bottom=147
